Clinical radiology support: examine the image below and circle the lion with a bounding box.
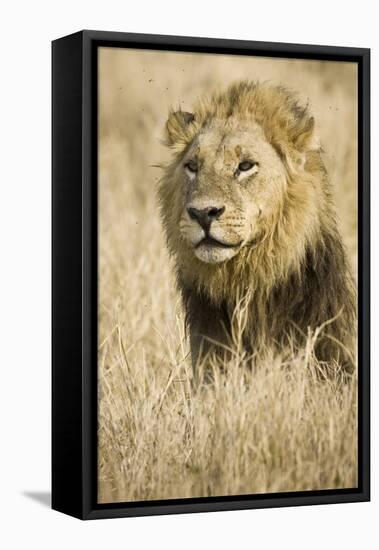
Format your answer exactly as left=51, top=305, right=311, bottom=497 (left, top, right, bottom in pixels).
left=158, top=81, right=356, bottom=376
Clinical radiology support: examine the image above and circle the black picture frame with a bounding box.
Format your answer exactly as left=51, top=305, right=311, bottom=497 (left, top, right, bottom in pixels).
left=52, top=30, right=370, bottom=520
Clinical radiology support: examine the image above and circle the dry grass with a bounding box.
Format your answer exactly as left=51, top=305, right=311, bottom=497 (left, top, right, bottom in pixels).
left=97, top=48, right=358, bottom=503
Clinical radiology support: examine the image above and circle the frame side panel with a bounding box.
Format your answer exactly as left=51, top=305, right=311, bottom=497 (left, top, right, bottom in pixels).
left=359, top=49, right=371, bottom=500
left=52, top=32, right=84, bottom=519
left=82, top=31, right=98, bottom=518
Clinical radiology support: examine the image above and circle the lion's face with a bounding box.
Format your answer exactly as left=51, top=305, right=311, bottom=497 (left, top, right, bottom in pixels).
left=175, top=118, right=287, bottom=264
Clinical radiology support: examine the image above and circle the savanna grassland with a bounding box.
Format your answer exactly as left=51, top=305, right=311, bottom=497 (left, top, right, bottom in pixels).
left=98, top=48, right=358, bottom=504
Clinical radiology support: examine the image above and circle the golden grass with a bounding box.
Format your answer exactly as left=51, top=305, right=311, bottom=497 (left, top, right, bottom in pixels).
left=97, top=48, right=358, bottom=503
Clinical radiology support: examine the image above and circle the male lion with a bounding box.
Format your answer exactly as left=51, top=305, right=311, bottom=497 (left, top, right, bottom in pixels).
left=158, top=81, right=356, bottom=375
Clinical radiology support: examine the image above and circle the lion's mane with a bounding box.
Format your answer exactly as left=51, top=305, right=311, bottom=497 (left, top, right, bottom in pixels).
left=158, top=81, right=356, bottom=371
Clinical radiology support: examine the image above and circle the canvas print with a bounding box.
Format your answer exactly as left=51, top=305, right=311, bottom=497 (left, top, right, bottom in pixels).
left=98, top=47, right=358, bottom=504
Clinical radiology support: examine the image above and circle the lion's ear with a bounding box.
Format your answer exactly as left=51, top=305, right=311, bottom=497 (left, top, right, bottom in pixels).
left=293, top=116, right=320, bottom=153
left=285, top=116, right=320, bottom=171
left=165, top=110, right=196, bottom=147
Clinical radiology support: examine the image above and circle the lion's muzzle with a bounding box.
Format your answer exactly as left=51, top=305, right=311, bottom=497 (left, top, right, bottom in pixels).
left=182, top=203, right=243, bottom=264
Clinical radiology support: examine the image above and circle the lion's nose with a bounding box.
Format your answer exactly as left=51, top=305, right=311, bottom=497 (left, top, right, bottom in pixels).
left=187, top=206, right=225, bottom=231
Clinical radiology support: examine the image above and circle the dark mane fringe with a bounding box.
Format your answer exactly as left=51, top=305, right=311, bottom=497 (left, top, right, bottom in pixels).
left=261, top=226, right=357, bottom=370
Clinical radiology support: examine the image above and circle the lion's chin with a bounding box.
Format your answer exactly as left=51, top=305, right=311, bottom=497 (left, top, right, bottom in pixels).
left=194, top=241, right=239, bottom=264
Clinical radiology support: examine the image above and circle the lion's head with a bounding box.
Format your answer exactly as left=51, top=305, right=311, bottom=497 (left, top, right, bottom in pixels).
left=168, top=114, right=290, bottom=264
left=159, top=81, right=325, bottom=297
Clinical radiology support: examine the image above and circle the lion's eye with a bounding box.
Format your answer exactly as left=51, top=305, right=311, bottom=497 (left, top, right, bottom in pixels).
left=238, top=160, right=256, bottom=172
left=185, top=160, right=198, bottom=174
